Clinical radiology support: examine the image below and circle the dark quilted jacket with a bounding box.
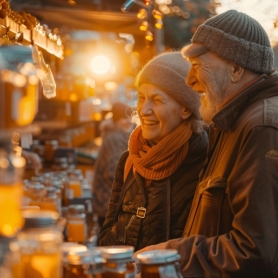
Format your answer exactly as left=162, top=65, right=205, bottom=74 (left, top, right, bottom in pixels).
left=98, top=130, right=208, bottom=251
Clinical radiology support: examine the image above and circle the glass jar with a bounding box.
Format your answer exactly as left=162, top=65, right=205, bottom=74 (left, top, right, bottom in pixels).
left=67, top=205, right=87, bottom=243
left=0, top=146, right=24, bottom=237
left=17, top=210, right=63, bottom=278
left=42, top=173, right=52, bottom=187
left=101, top=246, right=135, bottom=278
left=135, top=250, right=182, bottom=278
left=84, top=200, right=93, bottom=238
left=27, top=183, right=46, bottom=207
left=63, top=249, right=103, bottom=278
left=0, top=236, right=23, bottom=278
left=40, top=187, right=60, bottom=214
left=51, top=179, right=64, bottom=215
left=61, top=243, right=87, bottom=258
left=44, top=140, right=59, bottom=163
left=68, top=174, right=82, bottom=198
left=6, top=238, right=24, bottom=278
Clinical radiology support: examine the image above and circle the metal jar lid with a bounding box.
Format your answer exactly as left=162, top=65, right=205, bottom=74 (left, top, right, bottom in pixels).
left=100, top=245, right=134, bottom=260
left=68, top=204, right=85, bottom=214
left=136, top=250, right=180, bottom=264
left=66, top=249, right=102, bottom=265
left=60, top=243, right=87, bottom=257
left=22, top=210, right=59, bottom=229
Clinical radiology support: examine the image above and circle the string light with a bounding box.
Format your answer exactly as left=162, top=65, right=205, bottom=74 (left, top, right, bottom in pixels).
left=143, top=0, right=151, bottom=6
left=139, top=21, right=149, bottom=31
left=145, top=30, right=154, bottom=41
left=155, top=19, right=163, bottom=29
left=152, top=9, right=163, bottom=19
left=137, top=9, right=147, bottom=19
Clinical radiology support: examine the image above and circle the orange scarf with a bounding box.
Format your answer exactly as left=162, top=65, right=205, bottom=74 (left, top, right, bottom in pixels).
left=125, top=121, right=192, bottom=181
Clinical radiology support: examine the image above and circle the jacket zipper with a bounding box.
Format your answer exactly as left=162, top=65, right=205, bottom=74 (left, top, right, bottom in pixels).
left=124, top=215, right=136, bottom=243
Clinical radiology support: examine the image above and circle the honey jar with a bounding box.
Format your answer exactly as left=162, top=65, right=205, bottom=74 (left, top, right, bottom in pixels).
left=135, top=250, right=182, bottom=278
left=67, top=205, right=87, bottom=243
left=100, top=246, right=135, bottom=278
left=17, top=210, right=63, bottom=278
left=63, top=249, right=103, bottom=278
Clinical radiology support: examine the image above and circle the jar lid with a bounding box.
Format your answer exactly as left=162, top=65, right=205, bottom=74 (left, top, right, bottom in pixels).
left=100, top=246, right=134, bottom=260
left=22, top=210, right=59, bottom=229
left=66, top=249, right=102, bottom=265
left=60, top=243, right=87, bottom=256
left=45, top=187, right=56, bottom=195
left=30, top=182, right=44, bottom=189
left=68, top=204, right=85, bottom=214
left=136, top=250, right=180, bottom=264
left=45, top=140, right=59, bottom=146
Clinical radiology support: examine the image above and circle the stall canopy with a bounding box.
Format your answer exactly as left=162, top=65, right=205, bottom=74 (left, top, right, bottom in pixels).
left=12, top=4, right=143, bottom=36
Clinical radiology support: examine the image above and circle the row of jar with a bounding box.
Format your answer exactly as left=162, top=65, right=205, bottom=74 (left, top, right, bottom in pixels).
left=24, top=168, right=90, bottom=203
left=1, top=210, right=182, bottom=278
left=23, top=170, right=97, bottom=244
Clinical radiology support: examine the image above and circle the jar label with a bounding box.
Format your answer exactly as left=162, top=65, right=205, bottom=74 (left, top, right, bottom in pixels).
left=158, top=265, right=181, bottom=278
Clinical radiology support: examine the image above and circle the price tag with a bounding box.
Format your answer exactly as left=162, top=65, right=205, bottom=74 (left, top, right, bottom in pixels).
left=158, top=265, right=179, bottom=278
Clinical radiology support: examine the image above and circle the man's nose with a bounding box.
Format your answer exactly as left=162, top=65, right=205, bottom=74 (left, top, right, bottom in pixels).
left=186, top=67, right=197, bottom=88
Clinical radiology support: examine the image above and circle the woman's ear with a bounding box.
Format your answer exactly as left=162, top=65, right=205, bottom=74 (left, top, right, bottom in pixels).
left=180, top=106, right=192, bottom=120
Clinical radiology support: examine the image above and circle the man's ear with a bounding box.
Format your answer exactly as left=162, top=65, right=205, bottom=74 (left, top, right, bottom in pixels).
left=180, top=106, right=192, bottom=120
left=230, top=62, right=244, bottom=83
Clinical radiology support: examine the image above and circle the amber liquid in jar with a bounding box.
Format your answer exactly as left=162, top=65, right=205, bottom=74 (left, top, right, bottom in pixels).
left=140, top=264, right=164, bottom=278
left=68, top=182, right=82, bottom=197
left=0, top=183, right=24, bottom=236
left=102, top=261, right=135, bottom=278
left=40, top=201, right=58, bottom=212
left=67, top=221, right=86, bottom=242
left=22, top=251, right=61, bottom=278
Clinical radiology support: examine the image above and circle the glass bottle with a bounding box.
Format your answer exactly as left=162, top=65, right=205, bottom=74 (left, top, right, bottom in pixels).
left=17, top=210, right=63, bottom=278
left=67, top=205, right=87, bottom=243
left=101, top=246, right=135, bottom=278
left=135, top=250, right=183, bottom=278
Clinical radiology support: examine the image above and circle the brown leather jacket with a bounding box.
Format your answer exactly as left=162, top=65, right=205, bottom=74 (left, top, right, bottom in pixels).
left=159, top=72, right=278, bottom=277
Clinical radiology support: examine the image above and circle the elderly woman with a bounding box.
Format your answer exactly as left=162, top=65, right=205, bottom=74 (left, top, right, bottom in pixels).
left=98, top=52, right=207, bottom=251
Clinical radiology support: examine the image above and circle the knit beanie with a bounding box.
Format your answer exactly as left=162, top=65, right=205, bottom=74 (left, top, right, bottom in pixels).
left=112, top=101, right=132, bottom=123
left=135, top=52, right=201, bottom=119
left=189, top=9, right=274, bottom=74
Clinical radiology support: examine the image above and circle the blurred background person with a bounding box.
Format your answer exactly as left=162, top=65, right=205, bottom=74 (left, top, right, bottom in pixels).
left=92, top=101, right=135, bottom=228
left=98, top=51, right=208, bottom=250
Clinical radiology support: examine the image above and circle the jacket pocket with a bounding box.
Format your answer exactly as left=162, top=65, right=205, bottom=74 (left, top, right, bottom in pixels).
left=191, top=176, right=231, bottom=236
left=111, top=213, right=136, bottom=244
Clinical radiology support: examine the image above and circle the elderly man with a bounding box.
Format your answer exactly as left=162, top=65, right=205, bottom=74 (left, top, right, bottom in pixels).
left=135, top=10, right=278, bottom=278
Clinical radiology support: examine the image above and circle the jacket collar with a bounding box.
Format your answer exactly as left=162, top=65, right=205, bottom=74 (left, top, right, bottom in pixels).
left=212, top=71, right=278, bottom=131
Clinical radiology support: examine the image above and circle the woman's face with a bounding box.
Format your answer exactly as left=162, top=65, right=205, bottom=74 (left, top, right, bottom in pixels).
left=137, top=83, right=190, bottom=143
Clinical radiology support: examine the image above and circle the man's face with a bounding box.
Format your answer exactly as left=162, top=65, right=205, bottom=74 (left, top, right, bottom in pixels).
left=186, top=50, right=231, bottom=123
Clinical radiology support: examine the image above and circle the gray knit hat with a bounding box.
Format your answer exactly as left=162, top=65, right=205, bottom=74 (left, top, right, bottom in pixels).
left=183, top=10, right=274, bottom=74
left=135, top=52, right=201, bottom=119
